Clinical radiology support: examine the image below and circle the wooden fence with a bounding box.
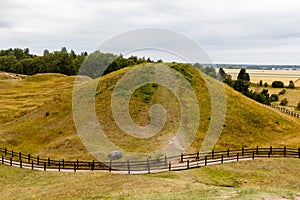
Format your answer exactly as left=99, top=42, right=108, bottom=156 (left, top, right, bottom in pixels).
left=270, top=104, right=300, bottom=118
left=0, top=147, right=299, bottom=174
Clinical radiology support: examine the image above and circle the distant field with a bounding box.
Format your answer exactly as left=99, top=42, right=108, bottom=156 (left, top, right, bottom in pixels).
left=224, top=69, right=300, bottom=85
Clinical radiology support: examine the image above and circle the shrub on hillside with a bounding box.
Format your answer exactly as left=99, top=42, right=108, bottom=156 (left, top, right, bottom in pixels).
left=297, top=101, right=300, bottom=110
left=264, top=82, right=268, bottom=87
left=270, top=94, right=279, bottom=102
left=287, top=80, right=295, bottom=89
left=280, top=98, right=288, bottom=106
left=278, top=89, right=286, bottom=95
left=272, top=81, right=284, bottom=88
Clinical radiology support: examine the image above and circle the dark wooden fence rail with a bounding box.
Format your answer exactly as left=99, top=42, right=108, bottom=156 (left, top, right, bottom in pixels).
left=270, top=105, right=300, bottom=118
left=0, top=147, right=299, bottom=174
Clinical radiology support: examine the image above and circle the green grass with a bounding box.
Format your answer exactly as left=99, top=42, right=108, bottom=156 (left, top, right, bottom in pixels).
left=0, top=158, right=299, bottom=199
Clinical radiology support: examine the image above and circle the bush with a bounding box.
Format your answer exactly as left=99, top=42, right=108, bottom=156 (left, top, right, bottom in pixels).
left=264, top=82, right=268, bottom=87
left=297, top=101, right=300, bottom=110
left=259, top=80, right=263, bottom=86
left=270, top=94, right=279, bottom=102
left=278, top=89, right=286, bottom=95
left=287, top=80, right=295, bottom=89
left=272, top=81, right=284, bottom=88
left=280, top=98, right=288, bottom=106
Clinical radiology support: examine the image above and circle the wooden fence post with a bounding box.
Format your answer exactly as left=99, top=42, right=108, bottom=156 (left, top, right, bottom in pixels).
left=44, top=162, right=46, bottom=171
left=37, top=156, right=39, bottom=165
left=74, top=163, right=76, bottom=172
left=31, top=161, right=34, bottom=170
left=58, top=162, right=60, bottom=172
left=252, top=151, right=255, bottom=159
left=109, top=160, right=112, bottom=172
left=237, top=153, right=239, bottom=161
left=11, top=150, right=14, bottom=157
left=227, top=148, right=230, bottom=157
left=298, top=148, right=300, bottom=158
left=127, top=160, right=130, bottom=174
left=256, top=146, right=259, bottom=155
left=180, top=153, right=183, bottom=162
left=196, top=151, right=199, bottom=160
left=268, top=152, right=270, bottom=158
left=169, top=162, right=171, bottom=171
left=270, top=146, right=272, bottom=154
left=147, top=159, right=150, bottom=173
left=242, top=147, right=244, bottom=155
left=221, top=154, right=223, bottom=163
left=10, top=158, right=12, bottom=166
left=284, top=146, right=286, bottom=157
left=205, top=156, right=207, bottom=166
left=91, top=160, right=94, bottom=171
left=165, top=156, right=167, bottom=167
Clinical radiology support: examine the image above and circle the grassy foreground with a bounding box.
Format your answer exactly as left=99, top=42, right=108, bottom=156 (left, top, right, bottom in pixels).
left=0, top=158, right=299, bottom=199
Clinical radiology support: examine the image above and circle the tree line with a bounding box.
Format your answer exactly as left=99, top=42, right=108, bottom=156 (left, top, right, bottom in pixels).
left=0, top=48, right=154, bottom=78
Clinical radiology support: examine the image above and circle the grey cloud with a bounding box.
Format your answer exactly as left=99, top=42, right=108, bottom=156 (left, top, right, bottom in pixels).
left=1, top=0, right=300, bottom=64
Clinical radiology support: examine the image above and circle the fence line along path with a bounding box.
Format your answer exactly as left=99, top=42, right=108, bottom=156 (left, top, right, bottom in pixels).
left=270, top=104, right=300, bottom=119
left=0, top=147, right=299, bottom=174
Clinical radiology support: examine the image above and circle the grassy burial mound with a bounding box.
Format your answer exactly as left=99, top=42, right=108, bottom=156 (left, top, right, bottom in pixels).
left=0, top=63, right=300, bottom=160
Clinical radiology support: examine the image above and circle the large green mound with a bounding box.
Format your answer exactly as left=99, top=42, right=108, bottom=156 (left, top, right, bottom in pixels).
left=0, top=63, right=299, bottom=160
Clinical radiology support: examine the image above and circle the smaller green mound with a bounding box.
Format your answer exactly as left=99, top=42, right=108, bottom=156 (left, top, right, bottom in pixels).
left=0, top=72, right=27, bottom=80
left=25, top=73, right=67, bottom=82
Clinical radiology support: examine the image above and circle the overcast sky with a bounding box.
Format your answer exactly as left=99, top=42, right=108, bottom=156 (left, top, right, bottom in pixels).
left=1, top=0, right=300, bottom=64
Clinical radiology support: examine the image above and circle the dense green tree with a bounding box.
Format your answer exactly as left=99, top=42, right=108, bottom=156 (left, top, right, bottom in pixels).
left=237, top=69, right=250, bottom=82
left=287, top=80, right=295, bottom=89
left=193, top=63, right=204, bottom=72
left=296, top=101, right=300, bottom=110
left=280, top=98, right=288, bottom=106
left=278, top=89, right=286, bottom=95
left=270, top=94, right=279, bottom=102
left=233, top=79, right=249, bottom=94
left=272, top=81, right=284, bottom=88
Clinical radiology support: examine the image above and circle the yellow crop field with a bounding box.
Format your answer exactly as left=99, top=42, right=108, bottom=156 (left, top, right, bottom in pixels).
left=224, top=69, right=300, bottom=85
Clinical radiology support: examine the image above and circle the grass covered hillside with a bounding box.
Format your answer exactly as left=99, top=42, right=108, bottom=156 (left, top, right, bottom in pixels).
left=0, top=63, right=300, bottom=160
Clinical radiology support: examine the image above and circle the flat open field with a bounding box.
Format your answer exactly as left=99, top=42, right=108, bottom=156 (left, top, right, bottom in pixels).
left=224, top=69, right=300, bottom=86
